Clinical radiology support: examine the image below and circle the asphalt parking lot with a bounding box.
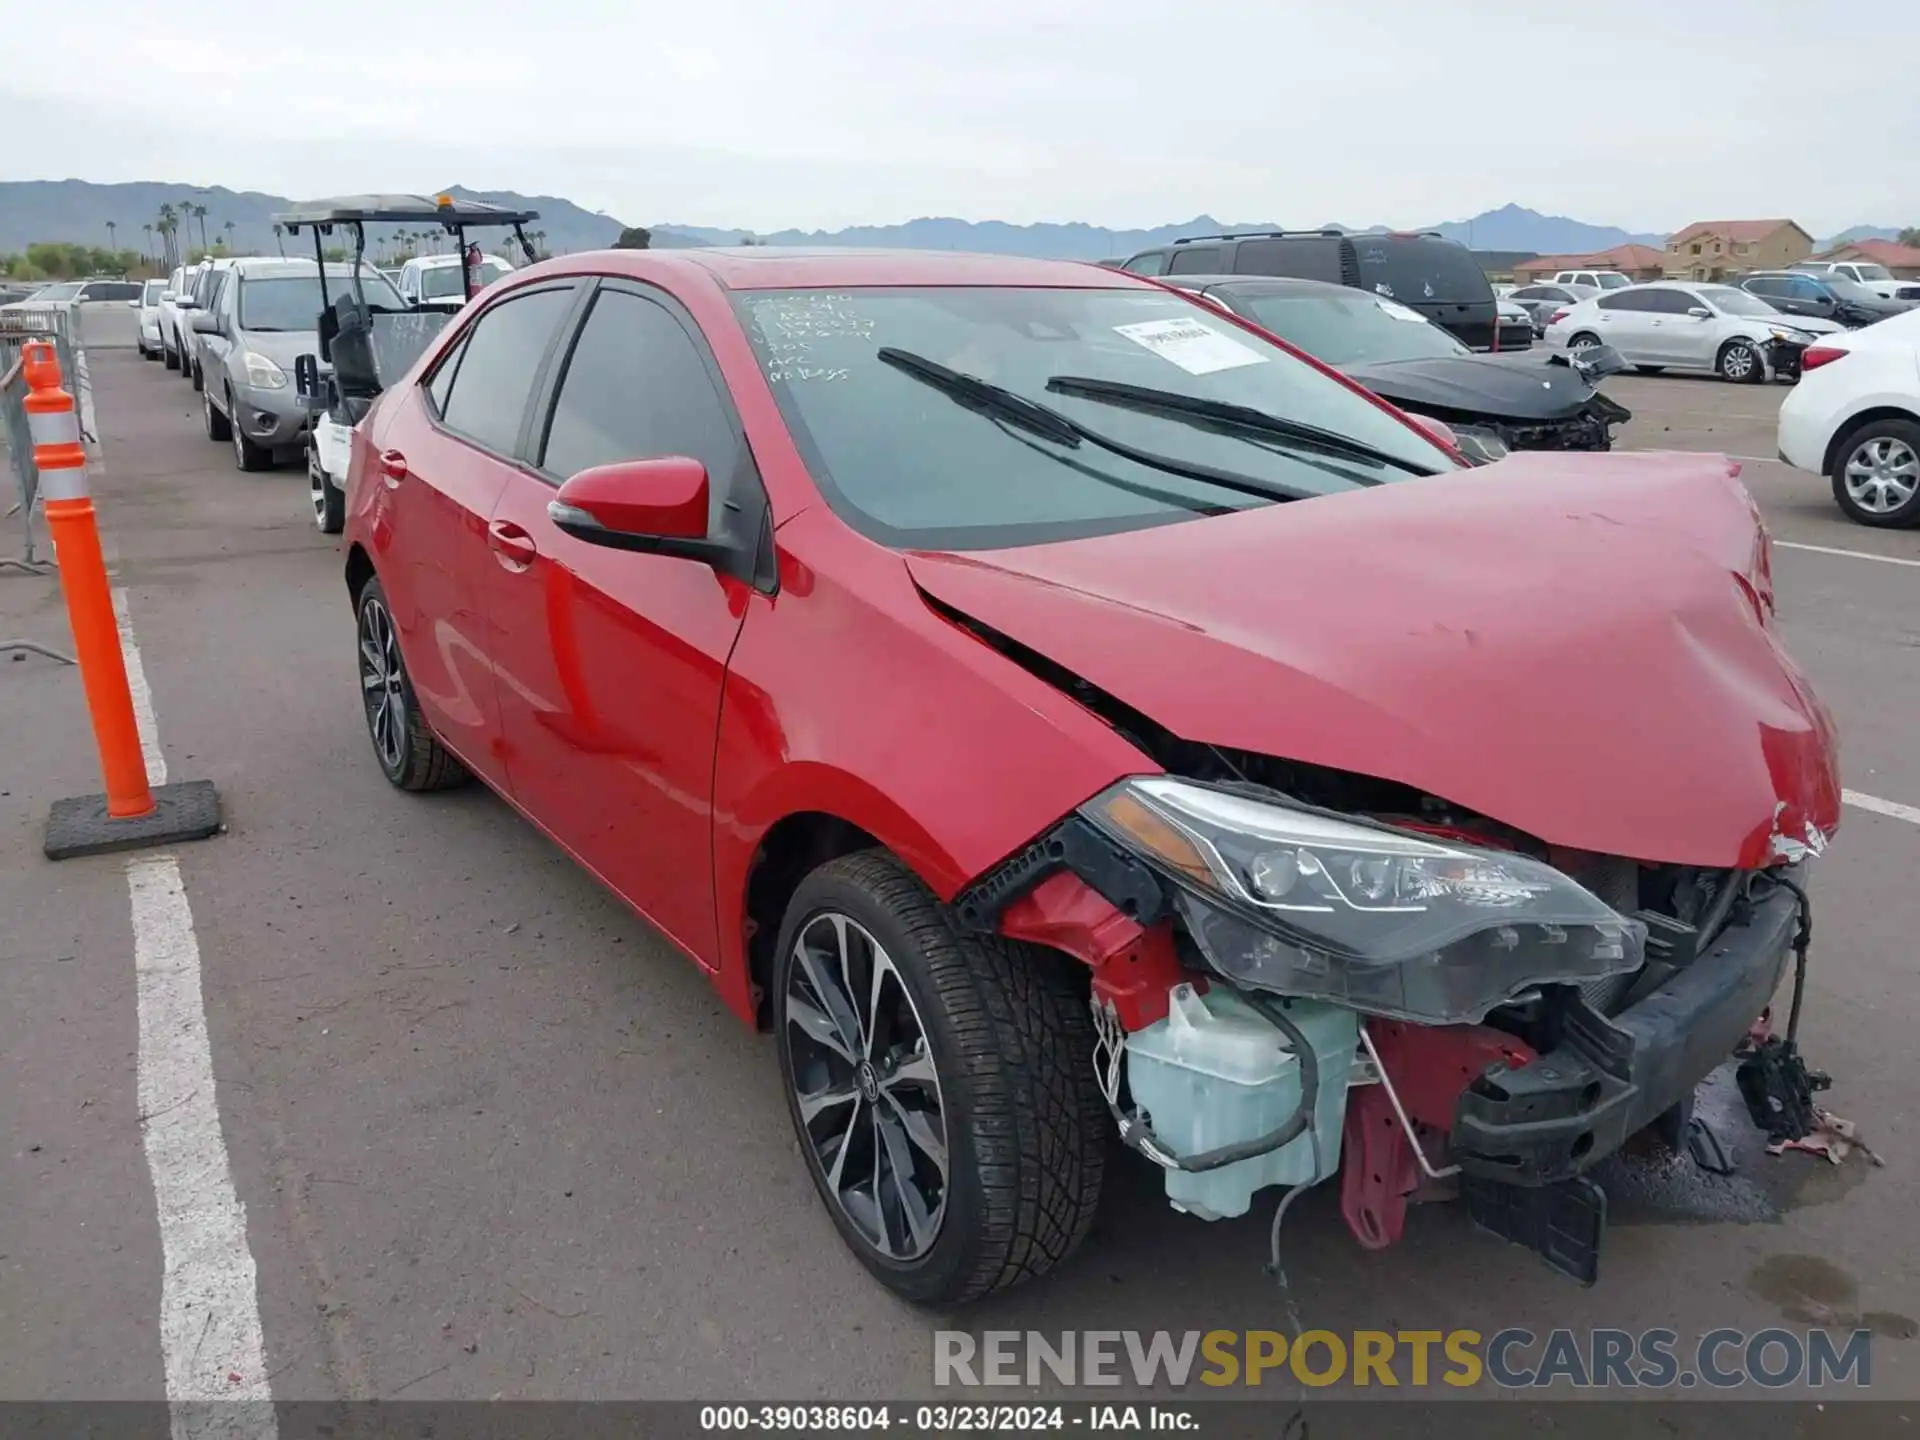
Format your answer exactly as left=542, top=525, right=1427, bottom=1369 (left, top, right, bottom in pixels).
left=3, top=346, right=1917, bottom=1414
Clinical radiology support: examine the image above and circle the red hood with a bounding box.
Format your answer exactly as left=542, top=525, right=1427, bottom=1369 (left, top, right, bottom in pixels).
left=905, top=451, right=1840, bottom=869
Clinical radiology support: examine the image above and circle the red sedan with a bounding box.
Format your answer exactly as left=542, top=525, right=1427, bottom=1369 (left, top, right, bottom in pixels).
left=342, top=248, right=1840, bottom=1303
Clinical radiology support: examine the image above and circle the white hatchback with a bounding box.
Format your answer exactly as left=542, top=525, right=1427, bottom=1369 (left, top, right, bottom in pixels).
left=1544, top=281, right=1837, bottom=383
left=1777, top=309, right=1920, bottom=526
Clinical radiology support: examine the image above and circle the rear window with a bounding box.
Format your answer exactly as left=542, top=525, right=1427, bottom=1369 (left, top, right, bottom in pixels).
left=1352, top=238, right=1492, bottom=306
left=1231, top=238, right=1342, bottom=283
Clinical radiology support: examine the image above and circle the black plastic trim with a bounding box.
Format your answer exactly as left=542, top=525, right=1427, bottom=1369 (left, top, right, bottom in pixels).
left=952, top=816, right=1166, bottom=935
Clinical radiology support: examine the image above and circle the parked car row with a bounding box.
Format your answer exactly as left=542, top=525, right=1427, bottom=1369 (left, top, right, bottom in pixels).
left=1543, top=280, right=1843, bottom=383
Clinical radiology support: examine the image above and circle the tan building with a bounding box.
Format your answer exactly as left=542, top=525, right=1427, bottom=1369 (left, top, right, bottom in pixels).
left=1664, top=220, right=1812, bottom=280
left=1511, top=244, right=1666, bottom=284
left=1813, top=240, right=1920, bottom=280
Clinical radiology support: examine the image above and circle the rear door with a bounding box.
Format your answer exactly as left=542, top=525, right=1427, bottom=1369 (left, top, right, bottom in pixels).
left=480, top=280, right=760, bottom=961
left=370, top=281, right=581, bottom=783
left=1589, top=290, right=1658, bottom=360
left=1165, top=245, right=1225, bottom=275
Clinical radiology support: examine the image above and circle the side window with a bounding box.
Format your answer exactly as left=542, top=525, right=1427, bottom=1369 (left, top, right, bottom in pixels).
left=539, top=288, right=741, bottom=526
left=1596, top=291, right=1646, bottom=312
left=1788, top=277, right=1825, bottom=300
left=1656, top=290, right=1702, bottom=315
left=1745, top=277, right=1783, bottom=297
left=1166, top=246, right=1224, bottom=275
left=436, top=287, right=576, bottom=456
left=424, top=332, right=467, bottom=416
left=1123, top=253, right=1169, bottom=276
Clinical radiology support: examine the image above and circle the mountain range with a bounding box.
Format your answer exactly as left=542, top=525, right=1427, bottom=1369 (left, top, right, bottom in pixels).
left=0, top=179, right=1899, bottom=263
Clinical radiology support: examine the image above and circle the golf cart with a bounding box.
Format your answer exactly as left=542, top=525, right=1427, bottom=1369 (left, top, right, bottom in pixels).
left=272, top=193, right=539, bottom=533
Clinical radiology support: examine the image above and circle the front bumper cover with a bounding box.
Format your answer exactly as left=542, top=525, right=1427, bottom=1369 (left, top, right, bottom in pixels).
left=1451, top=883, right=1797, bottom=1185
left=1766, top=336, right=1810, bottom=382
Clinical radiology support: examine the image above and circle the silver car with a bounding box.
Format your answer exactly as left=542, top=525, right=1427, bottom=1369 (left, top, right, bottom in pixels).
left=191, top=258, right=405, bottom=470
left=1545, top=280, right=1838, bottom=383
left=1507, top=282, right=1598, bottom=334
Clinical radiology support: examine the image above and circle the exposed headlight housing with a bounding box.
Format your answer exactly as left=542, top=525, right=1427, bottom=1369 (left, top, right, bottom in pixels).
left=243, top=352, right=288, bottom=389
left=1442, top=422, right=1510, bottom=465
left=1080, top=777, right=1644, bottom=1024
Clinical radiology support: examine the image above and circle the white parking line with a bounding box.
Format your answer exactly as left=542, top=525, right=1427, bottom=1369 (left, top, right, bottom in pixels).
left=114, top=591, right=277, bottom=1437
left=1845, top=789, right=1920, bottom=826
left=1774, top=541, right=1920, bottom=569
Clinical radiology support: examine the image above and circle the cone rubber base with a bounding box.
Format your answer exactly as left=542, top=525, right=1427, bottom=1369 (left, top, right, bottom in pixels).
left=45, top=780, right=222, bottom=860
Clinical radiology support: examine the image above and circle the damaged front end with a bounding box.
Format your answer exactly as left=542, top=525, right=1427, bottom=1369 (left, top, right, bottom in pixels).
left=955, top=765, right=1826, bottom=1286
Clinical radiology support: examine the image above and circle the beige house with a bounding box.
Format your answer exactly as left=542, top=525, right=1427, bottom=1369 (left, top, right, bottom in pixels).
left=1664, top=220, right=1813, bottom=280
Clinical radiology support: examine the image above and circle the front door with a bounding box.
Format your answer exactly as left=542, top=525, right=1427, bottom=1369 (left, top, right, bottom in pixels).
left=1647, top=288, right=1716, bottom=367
left=480, top=281, right=758, bottom=964
left=370, top=281, right=580, bottom=784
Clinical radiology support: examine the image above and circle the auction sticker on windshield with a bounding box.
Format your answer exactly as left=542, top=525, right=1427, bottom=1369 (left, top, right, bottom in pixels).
left=1375, top=298, right=1428, bottom=322
left=1113, top=318, right=1267, bottom=375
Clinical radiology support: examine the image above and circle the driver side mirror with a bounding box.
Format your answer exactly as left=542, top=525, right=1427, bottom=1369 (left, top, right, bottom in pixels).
left=1687, top=307, right=1713, bottom=320
left=548, top=457, right=728, bottom=564
left=160, top=292, right=177, bottom=303
left=126, top=298, right=141, bottom=308
left=190, top=311, right=222, bottom=334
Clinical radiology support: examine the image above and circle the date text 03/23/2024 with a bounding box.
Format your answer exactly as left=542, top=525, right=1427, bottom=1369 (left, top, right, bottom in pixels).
left=699, top=1406, right=1195, bottom=1431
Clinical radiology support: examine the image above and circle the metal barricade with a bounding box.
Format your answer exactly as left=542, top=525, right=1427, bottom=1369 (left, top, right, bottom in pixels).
left=0, top=307, right=87, bottom=573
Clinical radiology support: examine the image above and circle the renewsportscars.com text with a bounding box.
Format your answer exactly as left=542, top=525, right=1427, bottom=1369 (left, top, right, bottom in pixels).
left=934, top=1328, right=1873, bottom=1390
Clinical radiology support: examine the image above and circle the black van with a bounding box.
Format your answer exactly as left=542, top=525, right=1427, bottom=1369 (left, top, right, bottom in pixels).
left=1119, top=230, right=1502, bottom=352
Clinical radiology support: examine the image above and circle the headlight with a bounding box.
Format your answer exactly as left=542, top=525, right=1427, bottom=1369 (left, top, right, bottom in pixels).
left=1443, top=423, right=1510, bottom=465
left=1080, top=777, right=1643, bottom=1024
left=243, top=352, right=288, bottom=389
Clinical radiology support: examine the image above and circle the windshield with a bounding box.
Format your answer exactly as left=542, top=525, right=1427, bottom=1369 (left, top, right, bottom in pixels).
left=142, top=280, right=165, bottom=303
left=1351, top=238, right=1492, bottom=306
left=734, top=286, right=1459, bottom=550
left=1822, top=275, right=1881, bottom=302
left=28, top=283, right=82, bottom=301
left=238, top=270, right=406, bottom=330
left=1230, top=289, right=1470, bottom=366
left=1594, top=273, right=1632, bottom=290
left=419, top=260, right=508, bottom=299
left=1844, top=263, right=1894, bottom=281
left=1700, top=286, right=1779, bottom=318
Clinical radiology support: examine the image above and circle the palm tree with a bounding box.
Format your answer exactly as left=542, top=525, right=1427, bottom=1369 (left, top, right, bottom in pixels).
left=142, top=223, right=154, bottom=262
left=106, top=221, right=118, bottom=257
left=157, top=204, right=178, bottom=268
left=272, top=222, right=285, bottom=257
left=192, top=204, right=210, bottom=255
left=223, top=219, right=236, bottom=254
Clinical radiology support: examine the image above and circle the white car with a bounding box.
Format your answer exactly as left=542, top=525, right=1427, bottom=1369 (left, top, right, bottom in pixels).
left=1544, top=281, right=1839, bottom=383
left=133, top=278, right=167, bottom=360
left=1790, top=261, right=1918, bottom=303
left=1551, top=269, right=1633, bottom=292
left=1777, top=307, right=1920, bottom=526
left=159, top=263, right=202, bottom=371
left=396, top=252, right=513, bottom=308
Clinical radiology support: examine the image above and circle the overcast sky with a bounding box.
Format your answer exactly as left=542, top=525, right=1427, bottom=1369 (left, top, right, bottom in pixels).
left=5, top=0, right=1916, bottom=235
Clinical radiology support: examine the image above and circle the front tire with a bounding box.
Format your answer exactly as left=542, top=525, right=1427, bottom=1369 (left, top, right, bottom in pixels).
left=230, top=397, right=271, bottom=471
left=1830, top=418, right=1920, bottom=527
left=190, top=360, right=204, bottom=392
left=163, top=344, right=179, bottom=372
left=310, top=442, right=345, bottom=533
left=773, top=850, right=1107, bottom=1306
left=354, top=577, right=470, bottom=791
left=1634, top=365, right=1665, bottom=376
left=1718, top=340, right=1764, bottom=384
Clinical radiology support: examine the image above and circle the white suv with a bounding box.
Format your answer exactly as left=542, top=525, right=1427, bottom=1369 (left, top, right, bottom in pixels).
left=1777, top=308, right=1920, bottom=526
left=1551, top=270, right=1633, bottom=291
left=1790, top=261, right=1916, bottom=302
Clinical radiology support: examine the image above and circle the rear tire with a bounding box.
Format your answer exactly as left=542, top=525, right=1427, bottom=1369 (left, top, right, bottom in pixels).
left=354, top=576, right=471, bottom=791
left=163, top=345, right=179, bottom=372
left=773, top=850, right=1107, bottom=1306
left=190, top=360, right=204, bottom=393
left=1567, top=332, right=1601, bottom=352
left=1634, top=365, right=1665, bottom=375
left=1829, top=417, right=1920, bottom=528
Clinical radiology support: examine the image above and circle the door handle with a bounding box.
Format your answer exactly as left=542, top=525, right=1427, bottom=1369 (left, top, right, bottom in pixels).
left=378, top=449, right=409, bottom=488
left=487, top=520, right=539, bottom=571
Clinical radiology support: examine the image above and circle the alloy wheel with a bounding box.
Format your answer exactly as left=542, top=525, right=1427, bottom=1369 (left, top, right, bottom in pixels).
left=357, top=593, right=408, bottom=773
left=1722, top=344, right=1756, bottom=381
left=1568, top=334, right=1598, bottom=351
left=1844, top=436, right=1920, bottom=515
left=783, top=912, right=949, bottom=1262
left=232, top=409, right=247, bottom=468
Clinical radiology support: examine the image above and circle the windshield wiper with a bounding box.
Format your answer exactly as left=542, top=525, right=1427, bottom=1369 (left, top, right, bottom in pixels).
left=1045, top=376, right=1443, bottom=478
left=876, top=348, right=1309, bottom=504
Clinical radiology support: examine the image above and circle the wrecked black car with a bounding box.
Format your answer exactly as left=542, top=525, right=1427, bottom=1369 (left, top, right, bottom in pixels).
left=1164, top=274, right=1632, bottom=464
